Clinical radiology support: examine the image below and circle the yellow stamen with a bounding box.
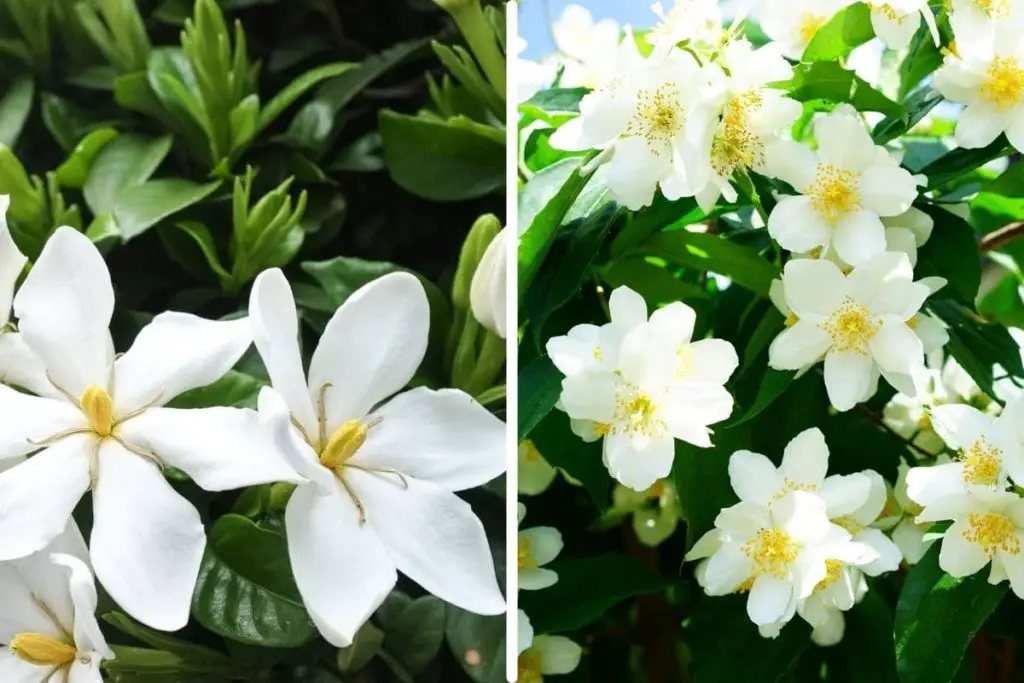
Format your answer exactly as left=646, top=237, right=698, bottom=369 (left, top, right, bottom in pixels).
left=627, top=85, right=685, bottom=155
left=807, top=164, right=861, bottom=224
left=518, top=536, right=536, bottom=571
left=784, top=313, right=800, bottom=328
left=814, top=559, right=844, bottom=592
left=963, top=512, right=1020, bottom=557
left=613, top=387, right=665, bottom=439
left=319, top=419, right=369, bottom=471
left=981, top=56, right=1024, bottom=110
left=743, top=528, right=798, bottom=578
left=711, top=89, right=765, bottom=177
left=10, top=633, right=76, bottom=668
left=821, top=297, right=880, bottom=354
left=959, top=436, right=1003, bottom=487
left=772, top=478, right=817, bottom=501
left=518, top=651, right=543, bottom=683
left=799, top=13, right=826, bottom=45
left=975, top=0, right=1012, bottom=18
left=80, top=386, right=115, bottom=437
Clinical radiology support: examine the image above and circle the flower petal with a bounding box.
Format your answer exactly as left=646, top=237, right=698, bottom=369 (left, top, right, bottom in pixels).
left=249, top=269, right=318, bottom=434
left=14, top=227, right=114, bottom=397
left=939, top=520, right=991, bottom=577
left=352, top=388, right=505, bottom=492
left=824, top=350, right=874, bottom=412
left=764, top=139, right=817, bottom=190
left=869, top=318, right=923, bottom=373
left=257, top=387, right=335, bottom=491
left=820, top=473, right=872, bottom=518
left=68, top=657, right=104, bottom=683
left=648, top=302, right=696, bottom=344
left=519, top=567, right=559, bottom=591
left=113, top=312, right=252, bottom=413
left=90, top=440, right=205, bottom=631
left=0, top=385, right=84, bottom=459
left=956, top=101, right=1011, bottom=149
left=352, top=470, right=505, bottom=615
left=521, top=526, right=564, bottom=566
left=0, top=652, right=46, bottom=683
left=308, top=272, right=429, bottom=431
left=845, top=252, right=913, bottom=306
left=0, top=196, right=26, bottom=326
left=930, top=404, right=992, bottom=451
left=51, top=554, right=114, bottom=658
left=684, top=339, right=738, bottom=385
left=768, top=196, right=831, bottom=254
left=856, top=528, right=903, bottom=575
left=604, top=433, right=675, bottom=491
left=608, top=286, right=647, bottom=329
left=768, top=321, right=832, bottom=371
left=859, top=165, right=918, bottom=217
left=780, top=427, right=829, bottom=487
left=815, top=112, right=876, bottom=173
left=0, top=333, right=59, bottom=399
left=782, top=259, right=847, bottom=317
left=534, top=635, right=583, bottom=675
left=286, top=483, right=397, bottom=647
left=833, top=210, right=886, bottom=267
left=728, top=450, right=783, bottom=506
left=747, top=573, right=793, bottom=626
left=0, top=436, right=91, bottom=561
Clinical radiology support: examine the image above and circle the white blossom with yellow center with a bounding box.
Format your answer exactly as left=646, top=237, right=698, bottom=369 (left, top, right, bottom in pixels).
left=764, top=109, right=919, bottom=267
left=251, top=269, right=506, bottom=648
left=866, top=0, right=940, bottom=50
left=757, top=0, right=855, bottom=59
left=550, top=4, right=623, bottom=89
left=647, top=0, right=727, bottom=59
left=517, top=634, right=583, bottom=683
left=906, top=402, right=1024, bottom=523
left=934, top=24, right=1024, bottom=151
left=517, top=503, right=564, bottom=591
left=948, top=0, right=1022, bottom=59
left=0, top=227, right=299, bottom=632
left=768, top=253, right=935, bottom=411
left=0, top=524, right=113, bottom=683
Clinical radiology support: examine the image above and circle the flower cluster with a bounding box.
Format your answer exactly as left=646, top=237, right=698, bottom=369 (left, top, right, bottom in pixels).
left=687, top=428, right=901, bottom=645
left=0, top=200, right=506, bottom=672
left=546, top=286, right=738, bottom=491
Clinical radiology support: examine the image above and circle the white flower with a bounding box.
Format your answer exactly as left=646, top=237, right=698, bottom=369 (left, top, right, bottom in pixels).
left=687, top=491, right=876, bottom=629
left=549, top=47, right=720, bottom=210
left=765, top=109, right=919, bottom=267
left=928, top=489, right=1024, bottom=595
left=0, top=227, right=297, bottom=631
left=0, top=196, right=25, bottom=329
left=519, top=440, right=557, bottom=495
left=518, top=610, right=534, bottom=655
left=882, top=207, right=933, bottom=268
left=686, top=40, right=802, bottom=212
left=514, top=36, right=557, bottom=104
left=648, top=0, right=727, bottom=58
left=768, top=253, right=933, bottom=411
left=890, top=459, right=939, bottom=564
left=906, top=402, right=1024, bottom=520
left=933, top=25, right=1024, bottom=150
left=0, top=524, right=113, bottom=682
left=546, top=286, right=648, bottom=378
left=517, top=503, right=563, bottom=590
left=251, top=269, right=505, bottom=647
left=949, top=0, right=1023, bottom=59
left=470, top=225, right=508, bottom=338
left=517, top=634, right=583, bottom=683
left=866, top=0, right=940, bottom=51
left=553, top=290, right=737, bottom=490
left=758, top=0, right=854, bottom=59
left=551, top=5, right=622, bottom=88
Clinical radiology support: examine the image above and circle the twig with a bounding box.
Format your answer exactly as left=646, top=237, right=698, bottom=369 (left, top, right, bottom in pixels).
left=854, top=403, right=937, bottom=460
left=593, top=274, right=612, bottom=321
left=980, top=221, right=1024, bottom=253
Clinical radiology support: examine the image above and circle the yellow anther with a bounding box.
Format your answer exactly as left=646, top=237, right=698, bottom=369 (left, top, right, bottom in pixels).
left=711, top=89, right=765, bottom=177
left=743, top=528, right=798, bottom=578
left=319, top=419, right=368, bottom=471
left=981, top=57, right=1024, bottom=110
left=773, top=478, right=818, bottom=501
left=518, top=651, right=543, bottom=683
left=518, top=536, right=536, bottom=571
left=784, top=313, right=800, bottom=328
left=959, top=436, right=1003, bottom=486
left=814, top=559, right=844, bottom=592
left=10, top=633, right=76, bottom=668
left=821, top=297, right=879, bottom=355
left=80, top=386, right=115, bottom=437
left=614, top=388, right=665, bottom=439
left=807, top=164, right=861, bottom=224
left=799, top=13, right=826, bottom=44
left=627, top=85, right=686, bottom=155
left=963, top=512, right=1020, bottom=557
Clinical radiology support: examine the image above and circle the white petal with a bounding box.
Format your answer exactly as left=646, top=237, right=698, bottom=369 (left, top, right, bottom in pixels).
left=871, top=8, right=920, bottom=50
left=0, top=385, right=84, bottom=459
left=68, top=657, right=104, bottom=683
left=869, top=318, right=924, bottom=374
left=534, top=635, right=582, bottom=675
left=783, top=259, right=847, bottom=317
left=776, top=491, right=831, bottom=543
left=747, top=574, right=793, bottom=626
left=113, top=313, right=252, bottom=413
left=520, top=527, right=563, bottom=566
left=956, top=102, right=1011, bottom=148
left=90, top=440, right=205, bottom=631
left=649, top=302, right=696, bottom=344
left=833, top=210, right=887, bottom=267
left=604, top=434, right=675, bottom=491
left=519, top=567, right=559, bottom=591
left=809, top=607, right=846, bottom=646
left=665, top=383, right=735, bottom=428
left=308, top=272, right=429, bottom=430
left=14, top=227, right=114, bottom=397
left=286, top=483, right=396, bottom=647
left=470, top=227, right=508, bottom=339
left=1005, top=112, right=1024, bottom=154
left=0, top=196, right=25, bottom=325
left=779, top=427, right=829, bottom=486
left=51, top=554, right=114, bottom=658
left=702, top=544, right=755, bottom=595
left=939, top=520, right=990, bottom=577
left=560, top=374, right=617, bottom=423
left=820, top=473, right=872, bottom=517
left=518, top=610, right=534, bottom=654
left=886, top=227, right=919, bottom=267
left=845, top=252, right=913, bottom=306
left=258, top=387, right=335, bottom=491
left=0, top=333, right=58, bottom=399
left=351, top=470, right=505, bottom=615
left=815, top=112, right=876, bottom=173
left=914, top=315, right=949, bottom=354
left=0, top=436, right=91, bottom=561
left=824, top=351, right=875, bottom=412
left=352, top=388, right=505, bottom=492
left=118, top=406, right=301, bottom=491
left=769, top=321, right=832, bottom=370
left=1000, top=549, right=1024, bottom=598
left=764, top=139, right=817, bottom=189
left=0, top=652, right=46, bottom=683
left=249, top=269, right=318, bottom=434
left=930, top=404, right=992, bottom=451
left=608, top=286, right=647, bottom=329
left=768, top=196, right=831, bottom=254
left=856, top=528, right=903, bottom=575
left=0, top=560, right=65, bottom=642
left=684, top=339, right=739, bottom=385
left=859, top=165, right=918, bottom=217
left=728, top=450, right=783, bottom=505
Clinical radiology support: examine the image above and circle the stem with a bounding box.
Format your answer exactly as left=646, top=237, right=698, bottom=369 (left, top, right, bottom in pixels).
left=980, top=221, right=1024, bottom=253
left=465, top=330, right=506, bottom=396
left=377, top=650, right=416, bottom=683
left=448, top=1, right=506, bottom=100
left=855, top=403, right=939, bottom=460
left=735, top=170, right=769, bottom=225
left=476, top=384, right=506, bottom=406
left=593, top=273, right=612, bottom=321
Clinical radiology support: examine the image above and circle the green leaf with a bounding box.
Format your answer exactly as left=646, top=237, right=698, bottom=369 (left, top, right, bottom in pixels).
left=375, top=593, right=446, bottom=675
left=102, top=612, right=235, bottom=673
left=0, top=77, right=34, bottom=147
left=315, top=39, right=429, bottom=115
left=302, top=257, right=406, bottom=307
left=85, top=212, right=123, bottom=254
left=0, top=144, right=44, bottom=225
left=84, top=133, right=172, bottom=216
left=191, top=514, right=316, bottom=648
left=931, top=300, right=1024, bottom=401
left=257, top=61, right=356, bottom=133
left=899, top=19, right=946, bottom=100
left=599, top=257, right=707, bottom=304
left=895, top=542, right=1006, bottom=683
left=802, top=3, right=874, bottom=62
left=916, top=204, right=981, bottom=304
left=730, top=369, right=795, bottom=427
left=518, top=355, right=562, bottom=441
left=873, top=88, right=943, bottom=144
left=519, top=553, right=674, bottom=633
left=336, top=622, right=385, bottom=673
left=159, top=220, right=232, bottom=287
left=378, top=111, right=504, bottom=202
left=55, top=127, right=119, bottom=189
left=113, top=178, right=221, bottom=240
left=641, top=231, right=779, bottom=297
left=830, top=590, right=899, bottom=683
left=673, top=425, right=745, bottom=545
left=920, top=136, right=1010, bottom=189
left=168, top=371, right=263, bottom=409
left=530, top=410, right=610, bottom=510
left=445, top=607, right=505, bottom=683
left=779, top=61, right=904, bottom=118
left=519, top=87, right=588, bottom=124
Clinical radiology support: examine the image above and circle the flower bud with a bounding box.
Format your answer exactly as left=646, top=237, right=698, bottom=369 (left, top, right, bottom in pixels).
left=470, top=225, right=508, bottom=339
left=453, top=214, right=501, bottom=311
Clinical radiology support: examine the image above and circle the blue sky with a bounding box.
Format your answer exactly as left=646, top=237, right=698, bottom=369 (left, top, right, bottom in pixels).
left=518, top=0, right=652, bottom=58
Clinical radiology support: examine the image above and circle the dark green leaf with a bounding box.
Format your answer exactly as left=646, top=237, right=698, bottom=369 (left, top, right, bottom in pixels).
left=529, top=410, right=611, bottom=510
left=102, top=612, right=235, bottom=672
left=375, top=593, right=446, bottom=675
left=0, top=77, right=34, bottom=147
left=599, top=256, right=707, bottom=304
left=518, top=355, right=562, bottom=441
left=168, top=371, right=264, bottom=409
left=257, top=61, right=356, bottom=133
left=873, top=88, right=943, bottom=144
left=779, top=61, right=904, bottom=118
left=830, top=590, right=899, bottom=683
left=84, top=134, right=172, bottom=216
left=931, top=300, right=1024, bottom=401
left=641, top=231, right=779, bottom=297
left=445, top=607, right=505, bottom=683
left=55, top=127, right=119, bottom=189
left=730, top=369, right=795, bottom=427
left=113, top=178, right=222, bottom=240
left=674, top=425, right=746, bottom=545
left=916, top=204, right=981, bottom=304
left=920, top=137, right=1010, bottom=189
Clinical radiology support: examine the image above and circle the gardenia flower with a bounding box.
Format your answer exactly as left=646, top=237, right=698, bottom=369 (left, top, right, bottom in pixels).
left=251, top=269, right=505, bottom=647
left=549, top=46, right=720, bottom=210
left=866, top=0, right=940, bottom=51
left=0, top=524, right=113, bottom=682
left=0, top=227, right=298, bottom=631
left=765, top=109, right=919, bottom=267
left=933, top=25, right=1024, bottom=151
left=767, top=253, right=934, bottom=411
left=686, top=39, right=801, bottom=212
left=554, top=290, right=737, bottom=490
left=518, top=634, right=583, bottom=683
left=906, top=402, right=1024, bottom=520
left=518, top=503, right=563, bottom=590
left=470, top=225, right=507, bottom=338
left=758, top=0, right=853, bottom=59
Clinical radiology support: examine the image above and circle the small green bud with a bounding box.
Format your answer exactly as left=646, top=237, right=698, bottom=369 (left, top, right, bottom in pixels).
left=452, top=213, right=501, bottom=311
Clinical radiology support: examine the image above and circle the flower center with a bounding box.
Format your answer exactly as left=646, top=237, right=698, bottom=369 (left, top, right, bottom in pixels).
left=975, top=0, right=1012, bottom=17
left=814, top=559, right=844, bottom=592
left=518, top=536, right=536, bottom=570
left=799, top=13, right=826, bottom=45
left=870, top=2, right=904, bottom=21
left=784, top=313, right=800, bottom=327
left=711, top=90, right=765, bottom=177
left=959, top=435, right=1003, bottom=486
left=10, top=633, right=77, bottom=668
left=81, top=385, right=115, bottom=437
left=523, top=440, right=541, bottom=462
left=743, top=528, right=799, bottom=579
left=613, top=386, right=666, bottom=438
left=981, top=57, right=1024, bottom=110
left=773, top=478, right=818, bottom=501
left=963, top=512, right=1020, bottom=557
left=518, top=651, right=543, bottom=683
left=807, top=164, right=861, bottom=223
left=319, top=419, right=369, bottom=471
left=627, top=85, right=685, bottom=154
left=822, top=297, right=879, bottom=354
left=833, top=515, right=865, bottom=535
